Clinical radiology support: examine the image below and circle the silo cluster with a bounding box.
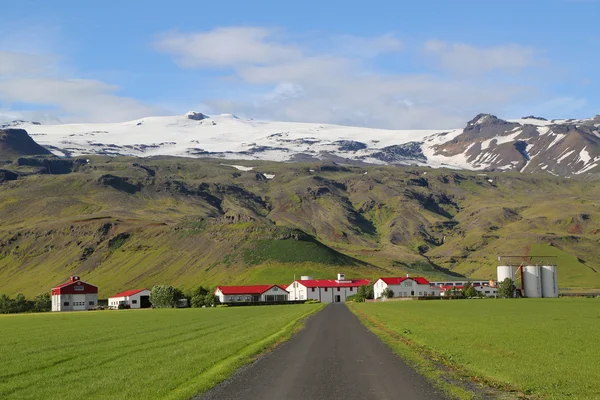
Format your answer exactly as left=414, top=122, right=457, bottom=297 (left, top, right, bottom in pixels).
left=496, top=265, right=558, bottom=298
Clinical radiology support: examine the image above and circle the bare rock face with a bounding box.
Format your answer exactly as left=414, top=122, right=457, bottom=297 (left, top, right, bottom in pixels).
left=0, top=129, right=52, bottom=159
left=185, top=112, right=209, bottom=121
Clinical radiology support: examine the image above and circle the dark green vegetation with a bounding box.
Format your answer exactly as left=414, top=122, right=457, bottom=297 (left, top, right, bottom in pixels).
left=0, top=156, right=599, bottom=296
left=0, top=304, right=323, bottom=400
left=350, top=299, right=600, bottom=400
left=0, top=292, right=51, bottom=314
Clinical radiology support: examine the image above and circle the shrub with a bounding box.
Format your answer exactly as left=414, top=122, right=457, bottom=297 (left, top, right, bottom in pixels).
left=498, top=278, right=515, bottom=298
left=305, top=299, right=320, bottom=304
left=150, top=285, right=183, bottom=308
left=345, top=295, right=363, bottom=302
left=382, top=288, right=394, bottom=299
left=216, top=304, right=229, bottom=308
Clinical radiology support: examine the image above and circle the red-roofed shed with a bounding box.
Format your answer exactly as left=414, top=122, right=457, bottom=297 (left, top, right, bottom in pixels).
left=373, top=276, right=440, bottom=299
left=215, top=285, right=289, bottom=303
left=51, top=276, right=98, bottom=312
left=108, top=288, right=151, bottom=309
left=287, top=273, right=371, bottom=303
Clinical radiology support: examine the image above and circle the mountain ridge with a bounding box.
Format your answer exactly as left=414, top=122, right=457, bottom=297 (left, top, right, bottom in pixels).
left=5, top=112, right=599, bottom=178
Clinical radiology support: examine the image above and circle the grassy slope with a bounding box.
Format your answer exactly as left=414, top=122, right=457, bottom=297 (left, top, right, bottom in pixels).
left=0, top=157, right=599, bottom=296
left=350, top=299, right=600, bottom=400
left=0, top=304, right=323, bottom=400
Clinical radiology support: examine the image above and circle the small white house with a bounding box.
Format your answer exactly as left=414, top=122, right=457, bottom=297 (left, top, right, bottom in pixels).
left=51, top=276, right=98, bottom=312
left=287, top=274, right=370, bottom=303
left=373, top=276, right=439, bottom=299
left=108, top=289, right=152, bottom=309
left=474, top=285, right=498, bottom=297
left=215, top=285, right=289, bottom=303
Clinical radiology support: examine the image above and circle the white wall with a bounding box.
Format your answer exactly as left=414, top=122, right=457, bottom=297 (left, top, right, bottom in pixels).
left=288, top=282, right=359, bottom=303
left=108, top=290, right=151, bottom=308
left=52, top=293, right=98, bottom=312
left=374, top=279, right=439, bottom=299
left=260, top=286, right=289, bottom=301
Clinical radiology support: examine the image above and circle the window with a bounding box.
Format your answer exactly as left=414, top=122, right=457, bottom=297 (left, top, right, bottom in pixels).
left=63, top=302, right=69, bottom=306
left=237, top=296, right=242, bottom=301
left=89, top=301, right=94, bottom=306
left=349, top=287, right=353, bottom=292
left=273, top=286, right=279, bottom=291
left=311, top=288, right=315, bottom=292
left=132, top=300, right=138, bottom=304
left=337, top=287, right=340, bottom=291
left=419, top=292, right=422, bottom=296
left=485, top=291, right=490, bottom=294
left=324, top=288, right=328, bottom=292
left=246, top=296, right=251, bottom=301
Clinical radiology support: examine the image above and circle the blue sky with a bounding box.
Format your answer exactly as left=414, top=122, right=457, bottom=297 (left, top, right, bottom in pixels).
left=0, top=0, right=598, bottom=128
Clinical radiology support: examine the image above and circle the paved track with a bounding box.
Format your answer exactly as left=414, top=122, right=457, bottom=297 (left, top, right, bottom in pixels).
left=200, top=304, right=447, bottom=400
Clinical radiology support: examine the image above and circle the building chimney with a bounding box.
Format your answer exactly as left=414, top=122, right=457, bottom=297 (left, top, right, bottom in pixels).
left=337, top=273, right=345, bottom=281
left=70, top=275, right=80, bottom=282
left=406, top=274, right=410, bottom=278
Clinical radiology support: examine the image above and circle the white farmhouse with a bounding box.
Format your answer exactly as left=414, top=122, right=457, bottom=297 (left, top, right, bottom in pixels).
left=373, top=276, right=439, bottom=299
left=214, top=285, right=289, bottom=303
left=287, top=274, right=370, bottom=303
left=108, top=289, right=152, bottom=309
left=51, top=276, right=99, bottom=312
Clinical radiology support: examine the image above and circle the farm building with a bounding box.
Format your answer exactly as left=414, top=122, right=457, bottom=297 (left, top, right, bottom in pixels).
left=373, top=276, right=439, bottom=299
left=439, top=284, right=498, bottom=297
left=287, top=274, right=370, bottom=303
left=51, top=276, right=98, bottom=312
left=108, top=289, right=152, bottom=309
left=215, top=285, right=289, bottom=303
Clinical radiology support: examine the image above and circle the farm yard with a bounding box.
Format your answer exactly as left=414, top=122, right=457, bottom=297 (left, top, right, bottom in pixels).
left=349, top=298, right=600, bottom=400
left=0, top=304, right=322, bottom=400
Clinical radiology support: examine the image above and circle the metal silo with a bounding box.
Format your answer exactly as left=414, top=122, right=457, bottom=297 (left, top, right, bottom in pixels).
left=523, top=266, right=542, bottom=298
left=497, top=266, right=516, bottom=283
left=541, top=265, right=559, bottom=298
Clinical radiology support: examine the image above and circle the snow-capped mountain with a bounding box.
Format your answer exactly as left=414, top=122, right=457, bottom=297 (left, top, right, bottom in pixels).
left=7, top=112, right=600, bottom=177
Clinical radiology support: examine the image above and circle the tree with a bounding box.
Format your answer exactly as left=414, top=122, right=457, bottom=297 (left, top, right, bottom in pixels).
left=366, top=282, right=374, bottom=299
left=498, top=278, right=515, bottom=298
left=191, top=286, right=209, bottom=308
left=358, top=283, right=374, bottom=300
left=382, top=287, right=394, bottom=299
left=14, top=293, right=29, bottom=313
left=462, top=282, right=477, bottom=298
left=204, top=292, right=217, bottom=307
left=0, top=294, right=14, bottom=314
left=32, top=293, right=51, bottom=312
left=150, top=285, right=182, bottom=308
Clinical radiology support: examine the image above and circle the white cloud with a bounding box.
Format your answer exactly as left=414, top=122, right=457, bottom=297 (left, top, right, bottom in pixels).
left=330, top=34, right=403, bottom=58
left=0, top=77, right=162, bottom=123
left=0, top=52, right=163, bottom=123
left=153, top=27, right=303, bottom=68
left=0, top=51, right=55, bottom=76
left=155, top=27, right=540, bottom=129
left=423, top=40, right=537, bottom=75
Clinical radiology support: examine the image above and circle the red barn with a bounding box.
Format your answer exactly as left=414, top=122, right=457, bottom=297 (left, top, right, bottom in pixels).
left=51, top=275, right=98, bottom=311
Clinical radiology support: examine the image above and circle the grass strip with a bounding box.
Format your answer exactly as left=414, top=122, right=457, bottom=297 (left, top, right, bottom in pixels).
left=348, top=303, right=530, bottom=400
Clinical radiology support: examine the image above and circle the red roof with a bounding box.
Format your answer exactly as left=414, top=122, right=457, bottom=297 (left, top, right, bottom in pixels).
left=216, top=285, right=289, bottom=295
left=378, top=277, right=431, bottom=285
left=51, top=277, right=98, bottom=295
left=440, top=285, right=464, bottom=290
left=110, top=289, right=149, bottom=298
left=294, top=279, right=370, bottom=288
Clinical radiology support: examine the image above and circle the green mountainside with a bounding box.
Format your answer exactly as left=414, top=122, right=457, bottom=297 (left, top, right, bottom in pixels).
left=1, top=156, right=599, bottom=297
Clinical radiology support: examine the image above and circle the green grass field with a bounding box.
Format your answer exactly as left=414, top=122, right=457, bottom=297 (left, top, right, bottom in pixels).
left=350, top=299, right=600, bottom=400
left=0, top=305, right=322, bottom=400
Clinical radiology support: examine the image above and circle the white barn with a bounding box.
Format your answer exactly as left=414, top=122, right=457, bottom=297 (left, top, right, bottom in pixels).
left=287, top=274, right=370, bottom=303
left=373, top=276, right=439, bottom=299
left=108, top=289, right=152, bottom=309
left=215, top=285, right=289, bottom=303
left=51, top=276, right=98, bottom=312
